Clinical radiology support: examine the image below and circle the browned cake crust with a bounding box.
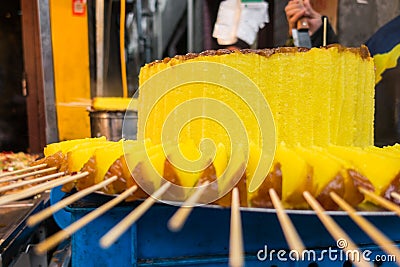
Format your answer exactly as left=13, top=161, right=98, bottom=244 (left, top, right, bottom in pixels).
left=146, top=44, right=371, bottom=67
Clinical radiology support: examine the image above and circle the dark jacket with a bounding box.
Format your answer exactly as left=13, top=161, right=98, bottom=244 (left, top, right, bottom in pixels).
left=286, top=16, right=338, bottom=47
left=310, top=17, right=338, bottom=47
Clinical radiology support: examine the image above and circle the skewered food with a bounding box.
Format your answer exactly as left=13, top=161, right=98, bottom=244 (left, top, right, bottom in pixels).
left=0, top=152, right=39, bottom=173
left=0, top=152, right=41, bottom=194
left=249, top=143, right=377, bottom=210
left=26, top=137, right=400, bottom=211
left=22, top=45, right=399, bottom=211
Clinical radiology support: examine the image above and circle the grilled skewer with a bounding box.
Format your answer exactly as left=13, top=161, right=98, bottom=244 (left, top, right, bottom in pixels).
left=0, top=167, right=57, bottom=184
left=0, top=172, right=65, bottom=194
left=391, top=192, right=400, bottom=202
left=100, top=182, right=171, bottom=248
left=229, top=187, right=244, bottom=267
left=270, top=188, right=305, bottom=253
left=35, top=184, right=138, bottom=254
left=27, top=176, right=119, bottom=227
left=358, top=187, right=400, bottom=216
left=0, top=172, right=88, bottom=206
left=330, top=191, right=400, bottom=265
left=0, top=163, right=47, bottom=178
left=303, top=191, right=370, bottom=267
left=168, top=181, right=210, bottom=232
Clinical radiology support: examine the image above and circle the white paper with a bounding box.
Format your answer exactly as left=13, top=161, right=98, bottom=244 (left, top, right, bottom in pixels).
left=212, top=0, right=241, bottom=45
left=236, top=2, right=269, bottom=46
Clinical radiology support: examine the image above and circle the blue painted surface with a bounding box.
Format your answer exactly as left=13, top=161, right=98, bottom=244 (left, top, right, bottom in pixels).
left=63, top=198, right=400, bottom=267
left=69, top=206, right=136, bottom=267
left=50, top=185, right=71, bottom=229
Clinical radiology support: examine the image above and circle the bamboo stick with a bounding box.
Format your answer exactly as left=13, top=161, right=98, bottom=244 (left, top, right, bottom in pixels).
left=358, top=187, right=400, bottom=216
left=390, top=192, right=400, bottom=202
left=303, top=191, right=370, bottom=267
left=35, top=185, right=138, bottom=255
left=100, top=182, right=171, bottom=248
left=229, top=187, right=244, bottom=267
left=168, top=181, right=210, bottom=232
left=330, top=191, right=400, bottom=266
left=27, top=176, right=119, bottom=227
left=0, top=172, right=65, bottom=193
left=0, top=172, right=88, bottom=206
left=0, top=167, right=57, bottom=183
left=0, top=164, right=47, bottom=178
left=269, top=188, right=305, bottom=253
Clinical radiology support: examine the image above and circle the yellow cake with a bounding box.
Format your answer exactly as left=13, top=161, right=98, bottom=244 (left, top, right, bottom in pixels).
left=43, top=136, right=107, bottom=157
left=275, top=142, right=313, bottom=209
left=137, top=45, right=374, bottom=150
left=327, top=146, right=400, bottom=198
left=35, top=135, right=400, bottom=209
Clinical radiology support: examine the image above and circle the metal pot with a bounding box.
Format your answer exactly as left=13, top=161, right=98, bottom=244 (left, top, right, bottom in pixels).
left=89, top=110, right=137, bottom=141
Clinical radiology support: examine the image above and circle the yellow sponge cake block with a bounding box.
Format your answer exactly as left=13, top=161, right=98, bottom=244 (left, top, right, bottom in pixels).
left=335, top=50, right=358, bottom=146
left=309, top=49, right=332, bottom=145
left=44, top=137, right=107, bottom=157
left=138, top=45, right=374, bottom=150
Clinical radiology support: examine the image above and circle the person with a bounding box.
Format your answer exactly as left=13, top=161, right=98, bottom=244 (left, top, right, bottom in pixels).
left=364, top=15, right=400, bottom=146
left=284, top=0, right=338, bottom=47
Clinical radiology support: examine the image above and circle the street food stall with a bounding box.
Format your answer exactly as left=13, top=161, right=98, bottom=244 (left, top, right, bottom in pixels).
left=1, top=1, right=400, bottom=267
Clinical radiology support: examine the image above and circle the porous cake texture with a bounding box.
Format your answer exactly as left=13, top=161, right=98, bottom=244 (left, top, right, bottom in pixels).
left=137, top=45, right=374, bottom=149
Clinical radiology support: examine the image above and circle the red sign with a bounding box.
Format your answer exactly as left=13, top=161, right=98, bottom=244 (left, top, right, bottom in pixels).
left=72, top=0, right=86, bottom=16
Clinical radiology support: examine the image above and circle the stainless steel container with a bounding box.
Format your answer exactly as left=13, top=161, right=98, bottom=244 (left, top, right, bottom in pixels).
left=89, top=110, right=137, bottom=141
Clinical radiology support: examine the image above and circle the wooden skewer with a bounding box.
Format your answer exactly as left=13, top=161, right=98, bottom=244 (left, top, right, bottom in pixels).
left=35, top=184, right=138, bottom=255
left=229, top=187, right=244, bottom=267
left=303, top=191, right=370, bottom=267
left=27, top=176, right=119, bottom=227
left=330, top=192, right=400, bottom=266
left=358, top=187, right=400, bottom=216
left=100, top=182, right=171, bottom=248
left=167, top=181, right=210, bottom=232
left=269, top=188, right=305, bottom=253
left=0, top=172, right=88, bottom=206
left=0, top=172, right=65, bottom=194
left=322, top=16, right=328, bottom=46
left=0, top=167, right=57, bottom=184
left=390, top=192, right=400, bottom=202
left=0, top=163, right=47, bottom=178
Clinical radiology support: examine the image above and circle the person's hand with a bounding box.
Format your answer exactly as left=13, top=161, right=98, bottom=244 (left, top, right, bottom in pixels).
left=285, top=0, right=322, bottom=36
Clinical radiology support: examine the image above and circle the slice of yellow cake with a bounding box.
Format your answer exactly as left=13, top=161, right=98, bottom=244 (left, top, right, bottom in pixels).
left=327, top=146, right=400, bottom=201
left=166, top=140, right=204, bottom=188
left=138, top=45, right=374, bottom=152
left=66, top=141, right=114, bottom=173
left=44, top=137, right=107, bottom=157
left=294, top=146, right=342, bottom=197
left=275, top=143, right=313, bottom=209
